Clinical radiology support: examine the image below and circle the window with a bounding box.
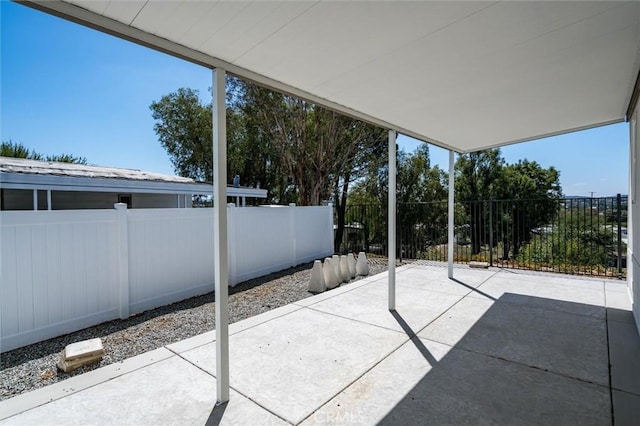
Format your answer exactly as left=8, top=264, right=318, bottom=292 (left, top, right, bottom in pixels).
left=118, top=194, right=132, bottom=208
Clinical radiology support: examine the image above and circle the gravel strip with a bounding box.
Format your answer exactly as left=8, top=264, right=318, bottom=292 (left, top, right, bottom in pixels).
left=1, top=259, right=396, bottom=401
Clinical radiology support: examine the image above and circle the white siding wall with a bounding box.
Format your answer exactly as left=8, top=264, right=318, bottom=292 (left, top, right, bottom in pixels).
left=131, top=193, right=184, bottom=209
left=0, top=205, right=333, bottom=351
left=1, top=191, right=188, bottom=210
left=52, top=191, right=119, bottom=210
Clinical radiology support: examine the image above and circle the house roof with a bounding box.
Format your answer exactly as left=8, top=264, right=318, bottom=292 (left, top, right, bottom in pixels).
left=0, top=157, right=195, bottom=183
left=0, top=157, right=268, bottom=198
left=22, top=1, right=640, bottom=153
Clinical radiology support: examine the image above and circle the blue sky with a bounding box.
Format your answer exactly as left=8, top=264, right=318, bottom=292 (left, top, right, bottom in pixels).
left=1, top=2, right=631, bottom=197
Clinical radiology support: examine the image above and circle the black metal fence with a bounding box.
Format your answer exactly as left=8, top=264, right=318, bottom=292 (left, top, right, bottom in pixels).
left=335, top=195, right=628, bottom=278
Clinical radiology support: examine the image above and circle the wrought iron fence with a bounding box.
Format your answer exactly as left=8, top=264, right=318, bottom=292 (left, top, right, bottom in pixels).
left=335, top=195, right=627, bottom=278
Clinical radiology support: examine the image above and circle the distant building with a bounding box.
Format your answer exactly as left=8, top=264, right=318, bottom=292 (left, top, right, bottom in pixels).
left=0, top=157, right=267, bottom=210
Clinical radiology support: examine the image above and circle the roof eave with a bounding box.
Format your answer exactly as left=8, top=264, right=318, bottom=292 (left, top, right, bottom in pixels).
left=0, top=172, right=211, bottom=195
left=0, top=172, right=269, bottom=198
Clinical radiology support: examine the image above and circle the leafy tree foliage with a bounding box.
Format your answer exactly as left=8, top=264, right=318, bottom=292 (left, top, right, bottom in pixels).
left=347, top=144, right=448, bottom=255
left=151, top=78, right=386, bottom=249
left=455, top=149, right=561, bottom=257
left=150, top=88, right=214, bottom=181
left=226, top=78, right=386, bottom=207
left=1, top=140, right=87, bottom=164
left=519, top=199, right=625, bottom=274
left=497, top=160, right=562, bottom=257
left=454, top=149, right=504, bottom=254
left=347, top=147, right=562, bottom=259
left=1, top=141, right=32, bottom=158
left=45, top=154, right=88, bottom=164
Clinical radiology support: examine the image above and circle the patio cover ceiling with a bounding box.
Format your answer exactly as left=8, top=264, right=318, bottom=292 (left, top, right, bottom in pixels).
left=23, top=1, right=640, bottom=153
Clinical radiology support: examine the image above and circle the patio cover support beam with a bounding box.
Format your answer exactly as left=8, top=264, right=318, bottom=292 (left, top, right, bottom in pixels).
left=388, top=130, right=396, bottom=310
left=448, top=150, right=455, bottom=278
left=213, top=68, right=230, bottom=404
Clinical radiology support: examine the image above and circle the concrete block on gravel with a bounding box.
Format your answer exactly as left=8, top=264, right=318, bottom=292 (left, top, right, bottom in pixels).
left=340, top=256, right=350, bottom=283
left=324, top=257, right=339, bottom=289
left=308, top=260, right=326, bottom=293
left=356, top=252, right=370, bottom=276
left=57, top=338, right=104, bottom=373
left=347, top=253, right=357, bottom=278
left=332, top=255, right=343, bottom=283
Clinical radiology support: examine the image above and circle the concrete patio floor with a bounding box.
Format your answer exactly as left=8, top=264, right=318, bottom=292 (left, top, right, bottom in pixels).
left=1, top=264, right=638, bottom=425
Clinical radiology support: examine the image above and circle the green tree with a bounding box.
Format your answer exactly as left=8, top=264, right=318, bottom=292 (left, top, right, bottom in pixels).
left=330, top=119, right=387, bottom=251
left=395, top=145, right=449, bottom=258
left=228, top=80, right=317, bottom=204
left=496, top=160, right=561, bottom=258
left=347, top=144, right=448, bottom=256
left=225, top=77, right=279, bottom=198
left=227, top=78, right=386, bottom=208
left=455, top=149, right=504, bottom=255
left=1, top=141, right=33, bottom=158
left=150, top=88, right=214, bottom=182
left=520, top=201, right=622, bottom=274
left=151, top=78, right=387, bottom=247
left=455, top=149, right=561, bottom=258
left=1, top=141, right=87, bottom=164
left=44, top=154, right=88, bottom=164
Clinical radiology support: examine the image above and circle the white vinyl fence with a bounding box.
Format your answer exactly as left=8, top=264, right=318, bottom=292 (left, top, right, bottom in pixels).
left=0, top=204, right=333, bottom=352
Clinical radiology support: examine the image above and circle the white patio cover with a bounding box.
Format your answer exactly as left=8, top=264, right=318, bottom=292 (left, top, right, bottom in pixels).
left=23, top=0, right=640, bottom=152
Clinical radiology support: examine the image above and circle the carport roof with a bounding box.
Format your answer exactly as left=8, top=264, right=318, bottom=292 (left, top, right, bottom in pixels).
left=22, top=1, right=640, bottom=152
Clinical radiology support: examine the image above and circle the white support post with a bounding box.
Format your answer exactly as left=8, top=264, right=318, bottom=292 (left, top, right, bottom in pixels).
left=629, top=117, right=635, bottom=294
left=388, top=130, right=396, bottom=311
left=289, top=203, right=297, bottom=267
left=213, top=67, right=230, bottom=404
left=629, top=103, right=639, bottom=334
left=448, top=150, right=455, bottom=278
left=227, top=203, right=236, bottom=287
left=33, top=189, right=37, bottom=211
left=47, top=190, right=52, bottom=210
left=328, top=202, right=334, bottom=256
